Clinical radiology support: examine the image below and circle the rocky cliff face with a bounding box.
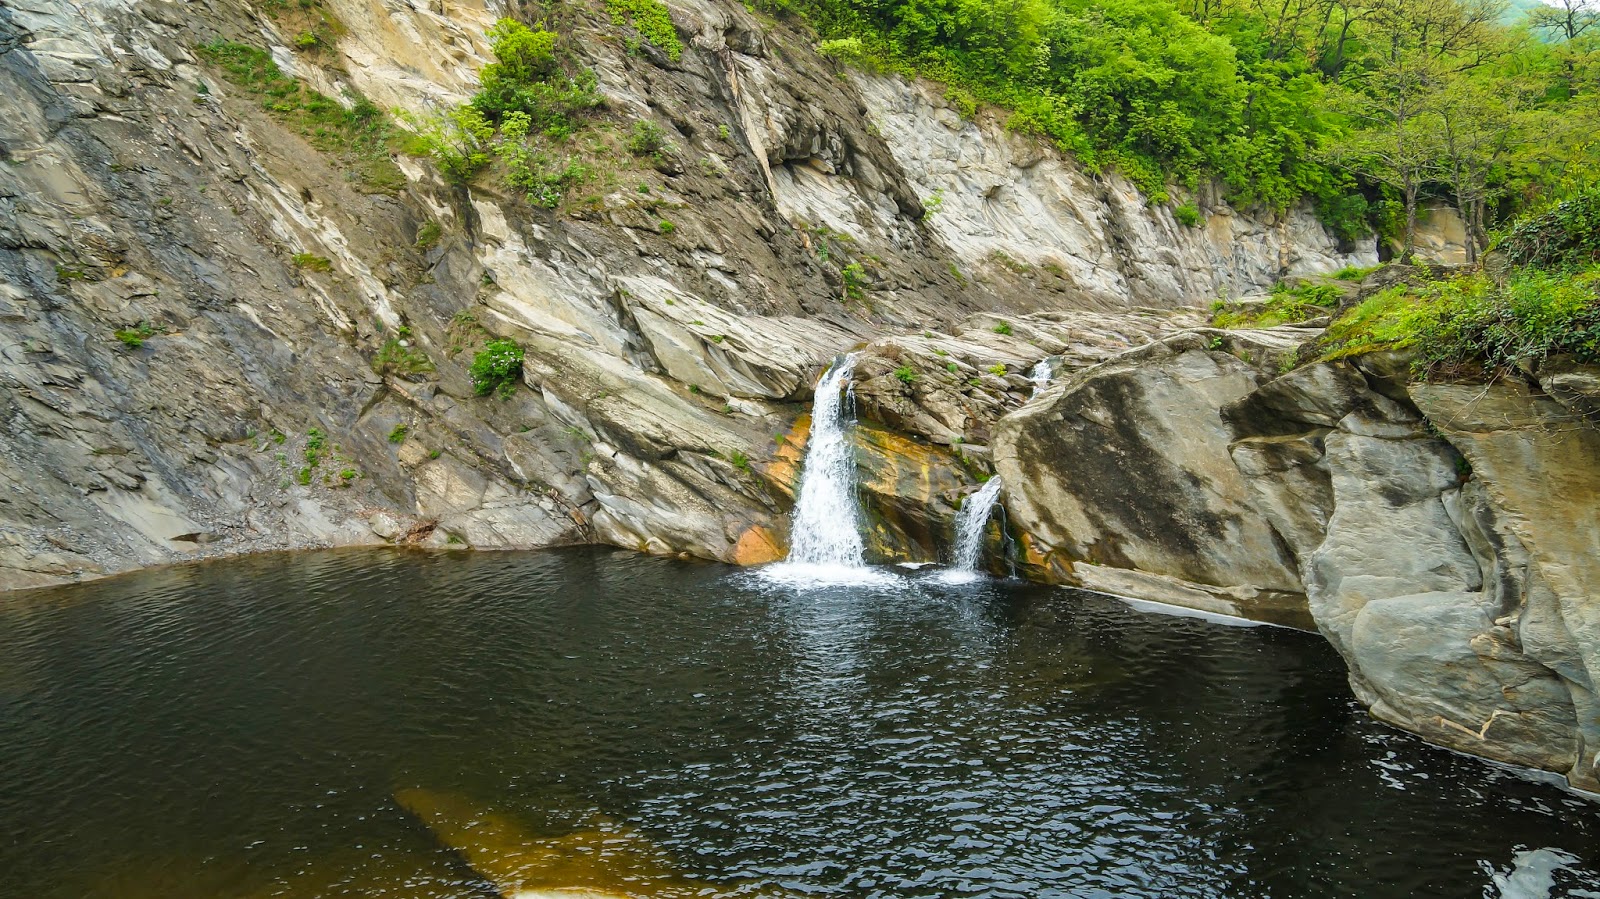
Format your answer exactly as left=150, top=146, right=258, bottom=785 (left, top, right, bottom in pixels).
left=0, top=0, right=1373, bottom=588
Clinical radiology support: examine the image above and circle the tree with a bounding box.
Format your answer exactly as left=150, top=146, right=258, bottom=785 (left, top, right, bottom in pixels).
left=1527, top=0, right=1598, bottom=42
left=1436, top=67, right=1529, bottom=259
left=1320, top=0, right=1504, bottom=260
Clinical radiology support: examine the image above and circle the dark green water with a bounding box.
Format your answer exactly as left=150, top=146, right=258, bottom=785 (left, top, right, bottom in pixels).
left=1, top=548, right=1597, bottom=898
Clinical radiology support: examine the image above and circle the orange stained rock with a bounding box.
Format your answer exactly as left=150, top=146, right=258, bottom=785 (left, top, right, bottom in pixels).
left=732, top=525, right=785, bottom=565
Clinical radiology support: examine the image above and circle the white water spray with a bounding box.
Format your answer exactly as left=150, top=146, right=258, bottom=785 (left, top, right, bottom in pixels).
left=936, top=477, right=1005, bottom=584
left=761, top=355, right=889, bottom=586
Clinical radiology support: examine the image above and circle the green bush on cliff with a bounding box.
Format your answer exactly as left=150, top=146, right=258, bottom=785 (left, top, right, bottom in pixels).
left=470, top=338, right=526, bottom=397
left=1320, top=268, right=1600, bottom=375
left=605, top=0, right=683, bottom=60
left=1496, top=187, right=1600, bottom=271
left=402, top=19, right=600, bottom=206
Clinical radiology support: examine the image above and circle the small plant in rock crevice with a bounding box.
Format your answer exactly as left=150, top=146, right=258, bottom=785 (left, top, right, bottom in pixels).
left=470, top=338, right=525, bottom=397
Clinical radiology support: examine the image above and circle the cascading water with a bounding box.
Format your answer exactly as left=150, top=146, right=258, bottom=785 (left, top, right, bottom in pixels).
left=1029, top=359, right=1052, bottom=397
left=761, top=354, right=888, bottom=586
left=935, top=476, right=1005, bottom=584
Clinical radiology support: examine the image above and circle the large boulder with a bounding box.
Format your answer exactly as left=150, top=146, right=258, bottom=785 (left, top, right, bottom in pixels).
left=994, top=329, right=1311, bottom=626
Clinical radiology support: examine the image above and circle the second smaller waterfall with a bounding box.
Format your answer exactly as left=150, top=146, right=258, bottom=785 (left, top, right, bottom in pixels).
left=1029, top=360, right=1052, bottom=397
left=936, top=477, right=1005, bottom=584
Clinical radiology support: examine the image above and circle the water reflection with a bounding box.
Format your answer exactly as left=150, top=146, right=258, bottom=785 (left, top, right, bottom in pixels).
left=0, top=548, right=1597, bottom=899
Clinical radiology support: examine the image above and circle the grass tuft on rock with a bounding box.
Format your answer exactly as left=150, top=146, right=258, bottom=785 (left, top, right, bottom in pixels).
left=196, top=41, right=406, bottom=193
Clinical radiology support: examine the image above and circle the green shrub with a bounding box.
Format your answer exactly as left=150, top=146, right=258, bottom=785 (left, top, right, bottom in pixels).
left=387, top=424, right=409, bottom=444
left=415, top=221, right=443, bottom=250
left=816, top=36, right=869, bottom=65
left=373, top=334, right=434, bottom=376
left=472, top=19, right=600, bottom=127
left=295, top=467, right=313, bottom=486
left=1497, top=187, right=1600, bottom=270
left=728, top=449, right=751, bottom=471
left=841, top=262, right=867, bottom=301
left=605, top=0, right=682, bottom=60
left=292, top=252, right=332, bottom=272
left=1212, top=282, right=1341, bottom=329
left=1333, top=263, right=1382, bottom=281
left=114, top=321, right=159, bottom=349
left=1173, top=202, right=1201, bottom=228
left=894, top=365, right=918, bottom=383
left=400, top=104, right=493, bottom=183
left=304, top=427, right=326, bottom=467
left=992, top=321, right=1013, bottom=335
left=625, top=120, right=667, bottom=157
left=658, top=219, right=676, bottom=234
left=987, top=364, right=1007, bottom=376
left=1318, top=268, right=1600, bottom=374
left=470, top=338, right=525, bottom=397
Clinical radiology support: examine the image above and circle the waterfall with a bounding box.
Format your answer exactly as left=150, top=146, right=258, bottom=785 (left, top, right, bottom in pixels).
left=936, top=477, right=1005, bottom=584
left=785, top=354, right=866, bottom=567
left=762, top=354, right=887, bottom=586
left=1029, top=359, right=1052, bottom=397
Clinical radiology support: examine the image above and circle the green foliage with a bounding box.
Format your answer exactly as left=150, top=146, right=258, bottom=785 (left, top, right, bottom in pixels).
left=1319, top=268, right=1600, bottom=374
left=753, top=0, right=1598, bottom=236
left=728, top=449, right=751, bottom=471
left=991, top=321, right=1013, bottom=335
left=894, top=365, right=918, bottom=383
left=304, top=427, right=326, bottom=467
left=387, top=424, right=409, bottom=444
left=1497, top=186, right=1600, bottom=269
left=295, top=467, right=313, bottom=486
left=114, top=321, right=159, bottom=349
left=402, top=19, right=600, bottom=206
left=414, top=221, right=444, bottom=251
left=292, top=252, right=332, bottom=272
left=605, top=0, right=683, bottom=60
left=1334, top=263, right=1384, bottom=281
left=1212, top=282, right=1341, bottom=328
left=841, top=262, right=868, bottom=301
left=400, top=104, right=493, bottom=182
left=196, top=41, right=405, bottom=192
left=658, top=219, right=676, bottom=234
left=373, top=330, right=435, bottom=376
left=470, top=338, right=525, bottom=397
left=340, top=468, right=358, bottom=481
left=817, top=36, right=871, bottom=64
left=473, top=20, right=600, bottom=127
left=1173, top=202, right=1202, bottom=228
left=625, top=119, right=668, bottom=157
left=987, top=364, right=1008, bottom=376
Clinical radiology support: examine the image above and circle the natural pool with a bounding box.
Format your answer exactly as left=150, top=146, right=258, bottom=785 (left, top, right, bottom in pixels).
left=1, top=547, right=1597, bottom=898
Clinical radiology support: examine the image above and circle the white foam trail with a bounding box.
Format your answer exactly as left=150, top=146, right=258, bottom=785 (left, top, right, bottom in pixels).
left=934, top=477, right=1004, bottom=585
left=1490, top=848, right=1594, bottom=899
